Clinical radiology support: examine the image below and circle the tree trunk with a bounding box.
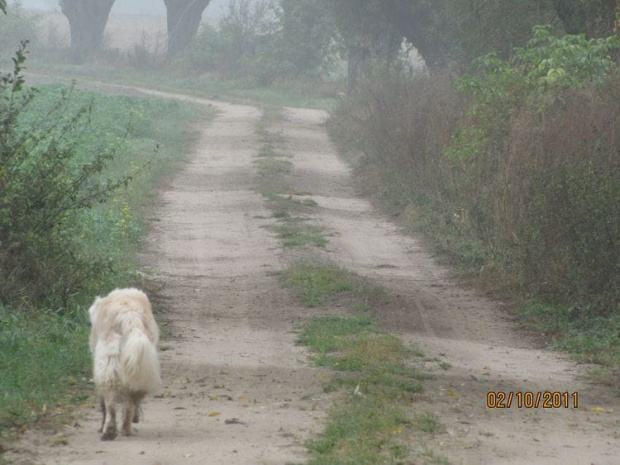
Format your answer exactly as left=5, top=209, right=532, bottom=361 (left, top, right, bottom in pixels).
left=59, top=0, right=116, bottom=63
left=163, top=0, right=212, bottom=60
left=346, top=40, right=369, bottom=92
left=384, top=0, right=449, bottom=71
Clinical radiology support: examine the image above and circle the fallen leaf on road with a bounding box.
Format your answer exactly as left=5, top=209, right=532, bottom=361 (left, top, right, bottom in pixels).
left=590, top=407, right=612, bottom=413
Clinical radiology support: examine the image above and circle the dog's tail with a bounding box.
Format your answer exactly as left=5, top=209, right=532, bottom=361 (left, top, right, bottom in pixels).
left=121, top=329, right=162, bottom=394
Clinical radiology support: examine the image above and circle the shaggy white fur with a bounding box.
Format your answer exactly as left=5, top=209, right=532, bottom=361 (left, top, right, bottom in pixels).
left=88, top=288, right=161, bottom=440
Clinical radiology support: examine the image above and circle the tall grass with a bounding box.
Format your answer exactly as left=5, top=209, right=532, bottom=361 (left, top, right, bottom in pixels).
left=0, top=306, right=91, bottom=434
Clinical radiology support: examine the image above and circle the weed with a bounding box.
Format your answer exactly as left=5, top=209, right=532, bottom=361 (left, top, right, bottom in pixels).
left=254, top=106, right=330, bottom=251
left=412, top=412, right=444, bottom=434
left=271, top=222, right=328, bottom=248
left=285, top=264, right=357, bottom=307
left=255, top=157, right=293, bottom=176
left=519, top=303, right=620, bottom=367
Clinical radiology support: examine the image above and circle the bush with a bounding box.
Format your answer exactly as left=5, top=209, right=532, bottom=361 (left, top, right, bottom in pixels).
left=181, top=0, right=337, bottom=86
left=0, top=44, right=135, bottom=308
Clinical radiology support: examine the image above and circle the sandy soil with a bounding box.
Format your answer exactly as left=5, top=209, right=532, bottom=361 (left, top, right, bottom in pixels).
left=4, top=84, right=620, bottom=465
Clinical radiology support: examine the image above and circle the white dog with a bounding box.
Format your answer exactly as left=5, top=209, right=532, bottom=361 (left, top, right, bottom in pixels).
left=88, top=288, right=161, bottom=440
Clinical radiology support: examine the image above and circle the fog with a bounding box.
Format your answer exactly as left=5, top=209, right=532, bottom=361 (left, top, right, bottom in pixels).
left=12, top=0, right=233, bottom=20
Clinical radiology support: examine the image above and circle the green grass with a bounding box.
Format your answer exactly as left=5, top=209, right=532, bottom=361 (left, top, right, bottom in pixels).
left=283, top=262, right=380, bottom=309
left=255, top=157, right=293, bottom=176
left=0, top=306, right=91, bottom=436
left=519, top=302, right=620, bottom=375
left=299, top=315, right=375, bottom=351
left=272, top=222, right=328, bottom=248
left=299, top=315, right=426, bottom=397
left=253, top=106, right=332, bottom=251
left=411, top=412, right=444, bottom=434
left=307, top=398, right=410, bottom=465
left=285, top=262, right=436, bottom=464
left=29, top=61, right=338, bottom=110
left=0, top=82, right=214, bottom=439
left=284, top=263, right=357, bottom=307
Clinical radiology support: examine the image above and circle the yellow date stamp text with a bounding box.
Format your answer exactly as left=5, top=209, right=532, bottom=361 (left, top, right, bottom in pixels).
left=486, top=391, right=579, bottom=409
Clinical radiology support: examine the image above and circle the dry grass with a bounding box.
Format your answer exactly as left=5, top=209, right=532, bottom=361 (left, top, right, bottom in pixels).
left=329, top=68, right=620, bottom=316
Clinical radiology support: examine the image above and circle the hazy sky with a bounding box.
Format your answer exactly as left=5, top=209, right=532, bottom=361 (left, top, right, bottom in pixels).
left=12, top=0, right=232, bottom=19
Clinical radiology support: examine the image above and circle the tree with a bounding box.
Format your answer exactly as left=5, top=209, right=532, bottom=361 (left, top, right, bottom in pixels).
left=163, top=0, right=212, bottom=59
left=383, top=0, right=560, bottom=71
left=276, top=0, right=337, bottom=78
left=59, top=0, right=116, bottom=62
left=320, top=0, right=402, bottom=90
left=554, top=0, right=617, bottom=37
left=0, top=1, right=6, bottom=14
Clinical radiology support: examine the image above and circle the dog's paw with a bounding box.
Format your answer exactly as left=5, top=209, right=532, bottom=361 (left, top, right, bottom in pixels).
left=122, top=426, right=137, bottom=436
left=101, top=428, right=117, bottom=441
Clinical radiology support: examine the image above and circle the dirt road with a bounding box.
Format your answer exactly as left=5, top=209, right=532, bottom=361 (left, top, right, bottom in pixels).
left=6, top=87, right=620, bottom=464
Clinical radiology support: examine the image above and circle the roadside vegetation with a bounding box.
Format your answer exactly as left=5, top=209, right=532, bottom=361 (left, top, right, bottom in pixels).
left=328, top=27, right=620, bottom=381
left=0, top=45, right=213, bottom=440
left=284, top=263, right=444, bottom=465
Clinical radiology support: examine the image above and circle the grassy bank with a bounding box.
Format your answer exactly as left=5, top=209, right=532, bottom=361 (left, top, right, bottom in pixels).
left=0, top=82, right=214, bottom=440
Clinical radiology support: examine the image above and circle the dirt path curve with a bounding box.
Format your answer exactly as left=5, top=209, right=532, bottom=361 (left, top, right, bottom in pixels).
left=6, top=84, right=620, bottom=465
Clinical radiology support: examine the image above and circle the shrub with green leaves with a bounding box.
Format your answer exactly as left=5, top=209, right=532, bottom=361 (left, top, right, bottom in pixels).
left=456, top=25, right=620, bottom=142
left=0, top=44, right=135, bottom=308
left=449, top=26, right=620, bottom=307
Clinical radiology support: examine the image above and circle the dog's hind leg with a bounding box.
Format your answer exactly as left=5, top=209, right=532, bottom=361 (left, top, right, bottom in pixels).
left=121, top=397, right=136, bottom=436
left=101, top=390, right=117, bottom=441
left=131, top=391, right=146, bottom=424
left=98, top=396, right=106, bottom=434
